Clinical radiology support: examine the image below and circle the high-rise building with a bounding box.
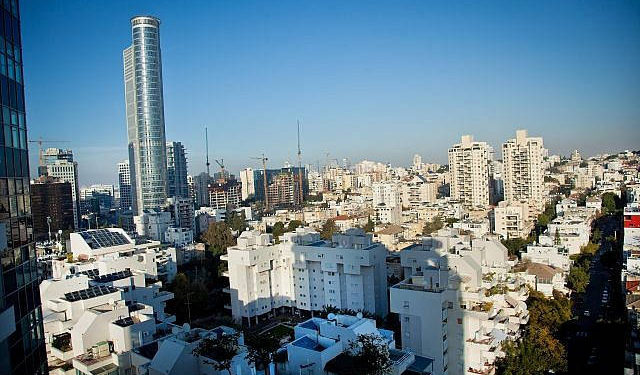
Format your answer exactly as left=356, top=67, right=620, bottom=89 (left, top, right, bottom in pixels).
left=79, top=184, right=115, bottom=214
left=124, top=16, right=168, bottom=214
left=252, top=167, right=306, bottom=208
left=0, top=1, right=48, bottom=373
left=192, top=172, right=212, bottom=208
left=166, top=141, right=188, bottom=198
left=39, top=147, right=80, bottom=229
left=448, top=135, right=491, bottom=208
left=118, top=159, right=132, bottom=210
left=239, top=168, right=254, bottom=200
left=502, top=130, right=545, bottom=211
left=209, top=180, right=242, bottom=209
left=30, top=176, right=74, bottom=241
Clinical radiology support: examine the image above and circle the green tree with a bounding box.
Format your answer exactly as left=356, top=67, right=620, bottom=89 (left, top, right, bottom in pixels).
left=320, top=219, right=338, bottom=240
left=527, top=290, right=571, bottom=333
left=501, top=237, right=532, bottom=257
left=580, top=242, right=599, bottom=255
left=193, top=332, right=240, bottom=375
left=601, top=192, right=618, bottom=214
left=271, top=222, right=286, bottom=243
left=592, top=227, right=602, bottom=243
left=345, top=334, right=393, bottom=375
left=497, top=327, right=567, bottom=375
left=201, top=221, right=236, bottom=255
left=363, top=217, right=375, bottom=233
left=567, top=265, right=589, bottom=293
left=225, top=211, right=246, bottom=233
left=422, top=216, right=444, bottom=235
left=287, top=220, right=303, bottom=232
left=245, top=332, right=281, bottom=375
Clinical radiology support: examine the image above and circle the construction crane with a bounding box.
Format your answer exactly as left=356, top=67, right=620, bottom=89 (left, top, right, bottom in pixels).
left=28, top=138, right=70, bottom=167
left=250, top=154, right=269, bottom=211
left=215, top=158, right=225, bottom=182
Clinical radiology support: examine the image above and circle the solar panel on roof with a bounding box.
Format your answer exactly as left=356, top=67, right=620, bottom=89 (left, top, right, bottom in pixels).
left=63, top=285, right=118, bottom=302
left=77, top=229, right=131, bottom=249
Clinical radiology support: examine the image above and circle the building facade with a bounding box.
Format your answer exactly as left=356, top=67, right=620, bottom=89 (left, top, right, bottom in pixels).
left=502, top=130, right=545, bottom=211
left=124, top=16, right=168, bottom=214
left=39, top=148, right=80, bottom=228
left=30, top=176, right=74, bottom=241
left=166, top=141, right=188, bottom=198
left=0, top=1, right=49, bottom=372
left=448, top=135, right=491, bottom=208
left=118, top=159, right=132, bottom=210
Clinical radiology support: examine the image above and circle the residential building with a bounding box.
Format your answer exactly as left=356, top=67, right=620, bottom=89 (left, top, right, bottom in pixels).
left=166, top=196, right=195, bottom=231
left=0, top=2, right=48, bottom=372
left=64, top=228, right=177, bottom=283
left=165, top=226, right=194, bottom=248
left=166, top=141, right=188, bottom=198
left=448, top=135, right=492, bottom=208
left=391, top=230, right=529, bottom=375
left=253, top=167, right=307, bottom=208
left=502, top=130, right=545, bottom=212
left=118, top=159, right=132, bottom=210
left=30, top=176, right=74, bottom=241
left=239, top=167, right=255, bottom=200
left=223, top=228, right=388, bottom=325
left=493, top=200, right=533, bottom=239
left=401, top=175, right=438, bottom=208
left=209, top=179, right=242, bottom=209
left=373, top=182, right=402, bottom=224
left=79, top=184, right=115, bottom=214
left=124, top=16, right=168, bottom=214
left=276, top=314, right=434, bottom=375
left=40, top=147, right=81, bottom=228
left=134, top=210, right=173, bottom=242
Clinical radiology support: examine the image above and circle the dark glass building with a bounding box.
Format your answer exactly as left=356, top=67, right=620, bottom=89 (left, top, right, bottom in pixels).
left=30, top=176, right=74, bottom=242
left=0, top=0, right=48, bottom=374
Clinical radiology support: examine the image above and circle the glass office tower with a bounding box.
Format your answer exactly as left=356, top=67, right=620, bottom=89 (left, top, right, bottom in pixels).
left=123, top=16, right=168, bottom=214
left=0, top=0, right=48, bottom=374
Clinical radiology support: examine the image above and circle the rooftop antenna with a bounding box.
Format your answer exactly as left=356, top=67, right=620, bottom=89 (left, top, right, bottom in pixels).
left=297, top=120, right=305, bottom=222
left=205, top=126, right=211, bottom=176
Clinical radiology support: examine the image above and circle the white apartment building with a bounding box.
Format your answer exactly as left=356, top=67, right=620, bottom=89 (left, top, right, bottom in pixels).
left=452, top=218, right=490, bottom=238
left=391, top=230, right=529, bottom=375
left=521, top=243, right=570, bottom=271
left=134, top=209, right=173, bottom=242
left=223, top=228, right=389, bottom=325
left=165, top=226, right=194, bottom=247
left=493, top=200, right=533, bottom=239
left=239, top=167, right=255, bottom=200
left=448, top=135, right=492, bottom=208
left=276, top=314, right=434, bottom=375
left=65, top=228, right=177, bottom=284
left=401, top=175, right=438, bottom=208
left=373, top=182, right=402, bottom=224
left=118, top=159, right=133, bottom=210
left=502, top=130, right=545, bottom=212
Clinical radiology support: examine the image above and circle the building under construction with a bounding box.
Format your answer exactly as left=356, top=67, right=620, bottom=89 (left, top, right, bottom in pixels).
left=252, top=167, right=307, bottom=209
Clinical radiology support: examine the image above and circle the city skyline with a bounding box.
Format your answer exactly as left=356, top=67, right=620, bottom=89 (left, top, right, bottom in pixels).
left=21, top=0, right=640, bottom=185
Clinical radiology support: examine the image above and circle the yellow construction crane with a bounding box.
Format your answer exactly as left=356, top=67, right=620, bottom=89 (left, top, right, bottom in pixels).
left=215, top=158, right=226, bottom=182
left=250, top=154, right=269, bottom=211
left=28, top=138, right=70, bottom=166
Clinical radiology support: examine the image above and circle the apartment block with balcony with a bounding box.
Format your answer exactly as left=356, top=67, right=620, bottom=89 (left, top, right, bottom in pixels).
left=448, top=135, right=492, bottom=209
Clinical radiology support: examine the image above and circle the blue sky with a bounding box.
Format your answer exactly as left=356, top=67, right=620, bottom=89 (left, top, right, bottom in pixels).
left=20, top=0, right=640, bottom=185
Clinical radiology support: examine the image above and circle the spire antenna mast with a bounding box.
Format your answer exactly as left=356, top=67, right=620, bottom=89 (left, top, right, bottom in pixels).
left=205, top=126, right=211, bottom=176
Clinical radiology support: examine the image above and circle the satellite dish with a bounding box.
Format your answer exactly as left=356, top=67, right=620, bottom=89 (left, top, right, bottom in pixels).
left=183, top=323, right=191, bottom=332
left=327, top=313, right=336, bottom=321
left=356, top=312, right=363, bottom=319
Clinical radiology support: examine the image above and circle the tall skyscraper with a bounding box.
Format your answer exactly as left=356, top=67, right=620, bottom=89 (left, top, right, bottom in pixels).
left=502, top=129, right=545, bottom=211
left=123, top=16, right=168, bottom=214
left=39, top=147, right=80, bottom=229
left=118, top=159, right=132, bottom=210
left=448, top=135, right=492, bottom=208
left=0, top=1, right=48, bottom=373
left=166, top=141, right=188, bottom=198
